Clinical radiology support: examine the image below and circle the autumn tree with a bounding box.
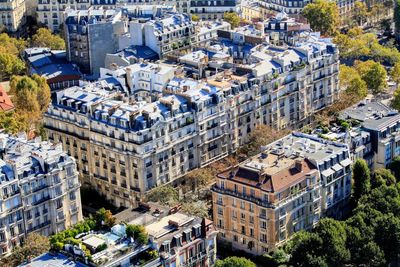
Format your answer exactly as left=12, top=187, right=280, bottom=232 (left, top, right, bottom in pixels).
left=31, top=28, right=66, bottom=50
left=0, top=233, right=50, bottom=266
left=352, top=2, right=369, bottom=26
left=10, top=74, right=51, bottom=117
left=240, top=124, right=290, bottom=156
left=0, top=52, right=25, bottom=80
left=126, top=224, right=148, bottom=245
left=95, top=208, right=116, bottom=229
left=302, top=0, right=339, bottom=36
left=393, top=88, right=400, bottom=112
left=184, top=167, right=214, bottom=190
left=145, top=185, right=179, bottom=205
left=223, top=12, right=240, bottom=28
left=339, top=65, right=367, bottom=100
left=355, top=60, right=387, bottom=95
left=0, top=33, right=27, bottom=55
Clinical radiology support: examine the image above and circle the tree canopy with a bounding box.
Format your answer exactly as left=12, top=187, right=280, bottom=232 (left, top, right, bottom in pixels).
left=10, top=74, right=51, bottom=116
left=31, top=28, right=66, bottom=50
left=0, top=233, right=50, bottom=266
left=126, top=224, right=148, bottom=245
left=0, top=53, right=25, bottom=80
left=215, top=257, right=256, bottom=267
left=223, top=12, right=240, bottom=28
left=352, top=159, right=371, bottom=203
left=302, top=0, right=339, bottom=36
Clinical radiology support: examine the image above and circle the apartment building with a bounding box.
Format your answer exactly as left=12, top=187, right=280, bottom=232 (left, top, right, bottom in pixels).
left=44, top=15, right=340, bottom=208
left=0, top=0, right=26, bottom=33
left=340, top=101, right=400, bottom=169
left=129, top=13, right=196, bottom=57
left=64, top=8, right=126, bottom=77
left=234, top=35, right=340, bottom=130
left=212, top=132, right=352, bottom=254
left=189, top=0, right=239, bottom=20
left=118, top=0, right=190, bottom=14
left=99, top=61, right=176, bottom=99
left=0, top=134, right=82, bottom=256
left=37, top=0, right=91, bottom=32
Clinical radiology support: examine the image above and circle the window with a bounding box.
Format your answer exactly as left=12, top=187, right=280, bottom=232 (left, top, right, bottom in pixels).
left=261, top=220, right=267, bottom=229
left=240, top=201, right=245, bottom=209
left=260, top=233, right=267, bottom=242
left=217, top=207, right=223, bottom=216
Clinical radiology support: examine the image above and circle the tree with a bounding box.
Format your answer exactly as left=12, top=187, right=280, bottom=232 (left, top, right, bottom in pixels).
left=372, top=168, right=396, bottom=188
left=0, top=33, right=27, bottom=55
left=10, top=74, right=51, bottom=117
left=223, top=12, right=240, bottom=28
left=126, top=224, right=148, bottom=245
left=287, top=231, right=327, bottom=267
left=0, top=112, right=29, bottom=134
left=355, top=60, right=387, bottom=95
left=184, top=167, right=214, bottom=190
left=352, top=159, right=371, bottom=203
left=95, top=208, right=116, bottom=228
left=240, top=124, right=290, bottom=156
left=0, top=52, right=25, bottom=80
left=391, top=62, right=400, bottom=86
left=0, top=233, right=50, bottom=266
left=31, top=28, right=65, bottom=50
left=313, top=219, right=350, bottom=266
left=215, top=257, right=256, bottom=267
left=191, top=15, right=200, bottom=22
left=374, top=214, right=400, bottom=262
left=339, top=65, right=367, bottom=100
left=302, top=0, right=339, bottom=36
left=352, top=2, right=369, bottom=26
left=145, top=185, right=179, bottom=205
left=389, top=156, right=400, bottom=179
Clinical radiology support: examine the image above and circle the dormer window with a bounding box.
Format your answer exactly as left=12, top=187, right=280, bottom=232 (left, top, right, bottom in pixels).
left=184, top=229, right=192, bottom=242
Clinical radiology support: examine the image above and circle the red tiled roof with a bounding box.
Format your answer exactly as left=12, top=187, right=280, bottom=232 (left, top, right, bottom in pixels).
left=0, top=84, right=14, bottom=112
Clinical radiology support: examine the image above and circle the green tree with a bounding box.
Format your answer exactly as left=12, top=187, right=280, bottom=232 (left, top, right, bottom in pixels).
left=374, top=214, right=400, bottom=262
left=223, top=12, right=240, bottom=28
left=31, top=28, right=65, bottom=50
left=288, top=231, right=327, bottom=267
left=390, top=62, right=400, bottom=86
left=302, top=0, right=339, bottom=36
left=313, top=218, right=350, bottom=266
left=389, top=156, right=400, bottom=179
left=126, top=224, right=149, bottom=245
left=95, top=208, right=116, bottom=228
left=0, top=52, right=25, bottom=80
left=215, top=257, right=256, bottom=267
left=372, top=168, right=396, bottom=188
left=352, top=159, right=371, bottom=203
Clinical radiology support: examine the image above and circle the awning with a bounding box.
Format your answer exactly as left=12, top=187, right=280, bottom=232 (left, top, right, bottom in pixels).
left=331, top=164, right=343, bottom=172
left=340, top=158, right=352, bottom=167
left=321, top=168, right=334, bottom=177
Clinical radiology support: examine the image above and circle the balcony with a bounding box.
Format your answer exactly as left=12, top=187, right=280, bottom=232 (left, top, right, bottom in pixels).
left=27, top=220, right=51, bottom=233
left=212, top=185, right=273, bottom=208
